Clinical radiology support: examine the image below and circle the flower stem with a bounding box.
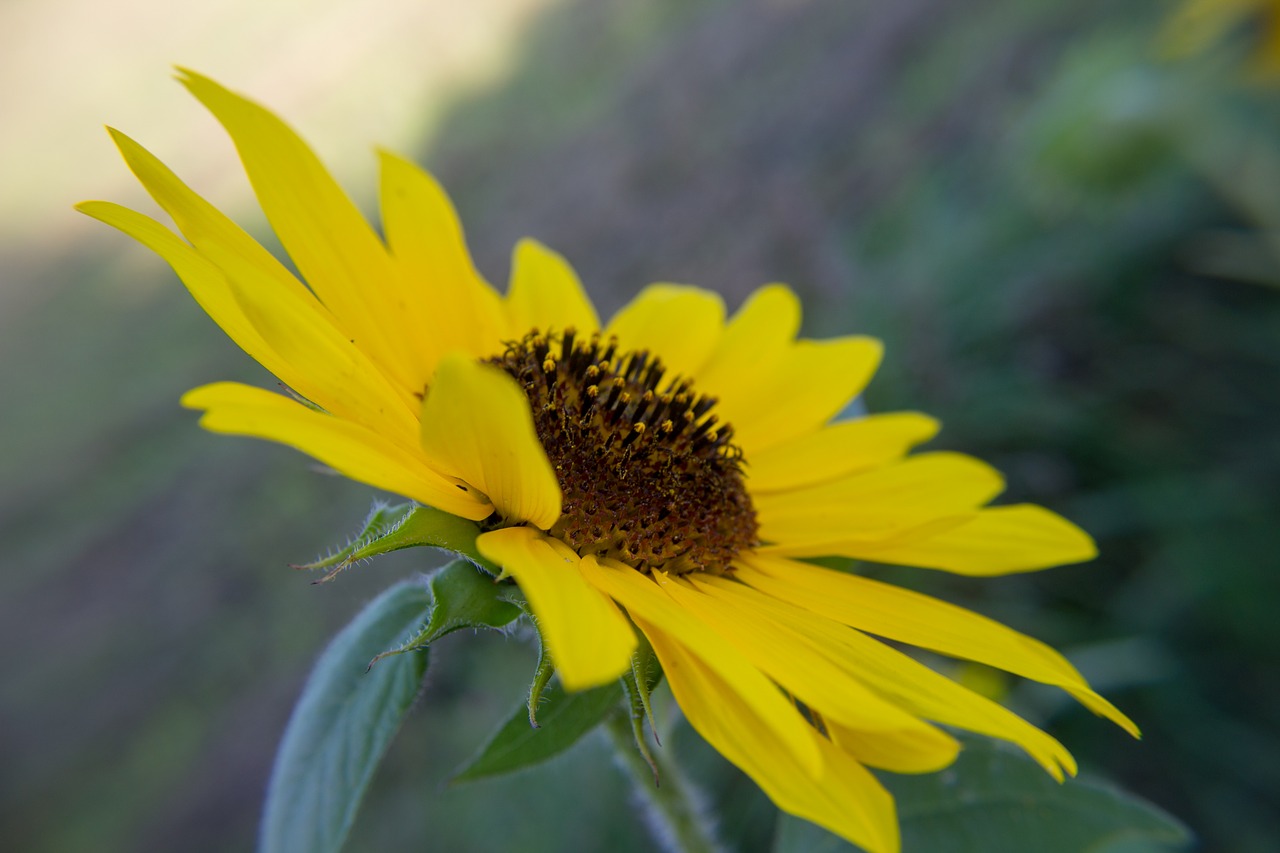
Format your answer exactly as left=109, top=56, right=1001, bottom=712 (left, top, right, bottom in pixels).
left=604, top=709, right=724, bottom=853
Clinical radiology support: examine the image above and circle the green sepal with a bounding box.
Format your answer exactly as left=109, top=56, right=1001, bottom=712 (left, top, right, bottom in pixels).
left=369, top=560, right=523, bottom=667
left=628, top=634, right=663, bottom=736
left=291, top=502, right=416, bottom=572
left=526, top=641, right=558, bottom=727
left=771, top=733, right=1193, bottom=853
left=294, top=503, right=501, bottom=582
left=621, top=636, right=664, bottom=784
left=453, top=679, right=625, bottom=783
left=259, top=580, right=433, bottom=853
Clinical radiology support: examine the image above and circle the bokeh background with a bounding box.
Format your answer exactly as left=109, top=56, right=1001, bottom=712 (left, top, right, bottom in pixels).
left=3, top=0, right=1278, bottom=850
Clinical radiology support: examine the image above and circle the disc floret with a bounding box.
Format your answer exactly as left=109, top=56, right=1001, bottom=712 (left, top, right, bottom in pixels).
left=490, top=329, right=758, bottom=574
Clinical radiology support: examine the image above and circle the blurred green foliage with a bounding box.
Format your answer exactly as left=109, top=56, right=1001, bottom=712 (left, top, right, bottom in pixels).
left=3, top=0, right=1278, bottom=851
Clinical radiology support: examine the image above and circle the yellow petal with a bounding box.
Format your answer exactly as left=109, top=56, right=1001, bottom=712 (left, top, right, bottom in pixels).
left=76, top=201, right=274, bottom=369
left=840, top=626, right=1076, bottom=780
left=736, top=554, right=1139, bottom=736
left=694, top=284, right=800, bottom=394
left=576, top=558, right=821, bottom=776
left=646, top=627, right=900, bottom=853
left=378, top=150, right=509, bottom=364
left=604, top=284, right=725, bottom=379
left=824, top=717, right=960, bottom=774
left=758, top=516, right=978, bottom=564
left=714, top=566, right=1077, bottom=779
left=181, top=382, right=492, bottom=520
left=755, top=452, right=1005, bottom=551
left=476, top=529, right=635, bottom=690
left=418, top=354, right=561, bottom=530
left=106, top=129, right=319, bottom=309
left=1158, top=0, right=1255, bottom=59
left=1257, top=14, right=1280, bottom=77
left=79, top=200, right=413, bottom=443
left=842, top=504, right=1099, bottom=575
left=198, top=224, right=422, bottom=445
left=746, top=412, right=941, bottom=494
left=722, top=336, right=883, bottom=455
left=177, top=69, right=419, bottom=390
left=505, top=238, right=600, bottom=336
left=666, top=575, right=942, bottom=737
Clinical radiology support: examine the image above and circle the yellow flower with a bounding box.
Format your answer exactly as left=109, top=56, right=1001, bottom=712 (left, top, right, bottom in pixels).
left=1162, top=0, right=1280, bottom=77
left=79, top=71, right=1137, bottom=853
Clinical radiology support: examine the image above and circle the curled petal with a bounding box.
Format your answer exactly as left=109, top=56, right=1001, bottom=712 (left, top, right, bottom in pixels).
left=419, top=354, right=562, bottom=530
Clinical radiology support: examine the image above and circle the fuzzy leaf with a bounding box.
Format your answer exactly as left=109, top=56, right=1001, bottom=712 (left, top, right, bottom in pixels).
left=298, top=504, right=501, bottom=582
left=292, top=502, right=415, bottom=571
left=370, top=560, right=523, bottom=665
left=260, top=580, right=433, bottom=853
left=621, top=637, right=664, bottom=782
left=454, top=679, right=623, bottom=782
left=526, top=640, right=558, bottom=727
left=772, top=734, right=1192, bottom=853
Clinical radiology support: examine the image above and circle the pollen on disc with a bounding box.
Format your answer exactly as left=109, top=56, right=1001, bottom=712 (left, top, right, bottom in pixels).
left=489, top=329, right=759, bottom=575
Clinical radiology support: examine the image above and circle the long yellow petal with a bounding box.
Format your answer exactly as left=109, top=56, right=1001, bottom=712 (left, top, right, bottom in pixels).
left=755, top=452, right=1004, bottom=549
left=75, top=201, right=275, bottom=369
left=476, top=529, right=635, bottom=690
left=1158, top=0, right=1257, bottom=58
left=418, top=354, right=562, bottom=530
left=823, top=717, right=960, bottom=774
left=736, top=555, right=1139, bottom=736
left=683, top=575, right=962, bottom=773
left=746, top=412, right=940, bottom=494
left=843, top=627, right=1077, bottom=779
left=836, top=630, right=1077, bottom=780
left=199, top=226, right=422, bottom=445
left=646, top=628, right=900, bottom=853
left=722, top=336, right=883, bottom=455
left=577, top=558, right=821, bottom=775
left=78, top=200, right=414, bottom=446
left=378, top=150, right=509, bottom=365
left=177, top=69, right=419, bottom=390
left=504, top=238, right=600, bottom=336
left=181, top=382, right=492, bottom=520
left=707, top=570, right=1077, bottom=780
left=664, top=575, right=944, bottom=737
left=604, top=284, right=725, bottom=380
left=106, top=129, right=319, bottom=308
left=694, top=284, right=800, bottom=396
left=841, top=504, right=1098, bottom=575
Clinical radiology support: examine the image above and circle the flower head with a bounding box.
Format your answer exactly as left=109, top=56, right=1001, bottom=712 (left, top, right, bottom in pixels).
left=80, top=71, right=1137, bottom=853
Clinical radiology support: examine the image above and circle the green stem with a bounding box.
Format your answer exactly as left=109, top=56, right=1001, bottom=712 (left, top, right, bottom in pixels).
left=604, top=710, right=724, bottom=853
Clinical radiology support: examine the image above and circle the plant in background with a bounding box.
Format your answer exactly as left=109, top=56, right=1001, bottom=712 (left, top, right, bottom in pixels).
left=80, top=72, right=1178, bottom=853
left=1162, top=0, right=1280, bottom=78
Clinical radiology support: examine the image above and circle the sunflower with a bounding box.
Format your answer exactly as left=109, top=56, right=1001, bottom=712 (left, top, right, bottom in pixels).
left=79, top=71, right=1137, bottom=853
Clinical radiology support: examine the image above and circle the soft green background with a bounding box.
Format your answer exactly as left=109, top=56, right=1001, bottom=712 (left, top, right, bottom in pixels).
left=3, top=0, right=1278, bottom=850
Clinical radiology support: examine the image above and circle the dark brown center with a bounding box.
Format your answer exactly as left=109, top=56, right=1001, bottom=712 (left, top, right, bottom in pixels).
left=489, top=329, right=758, bottom=575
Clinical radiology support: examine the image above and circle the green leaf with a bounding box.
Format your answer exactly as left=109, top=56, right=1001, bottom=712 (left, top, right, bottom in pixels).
left=259, top=580, right=433, bottom=853
left=773, top=734, right=1192, bottom=853
left=454, top=679, right=624, bottom=782
left=369, top=560, right=523, bottom=665
left=296, top=504, right=501, bottom=582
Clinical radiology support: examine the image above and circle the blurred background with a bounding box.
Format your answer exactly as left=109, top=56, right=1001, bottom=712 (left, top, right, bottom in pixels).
left=3, top=0, right=1278, bottom=850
